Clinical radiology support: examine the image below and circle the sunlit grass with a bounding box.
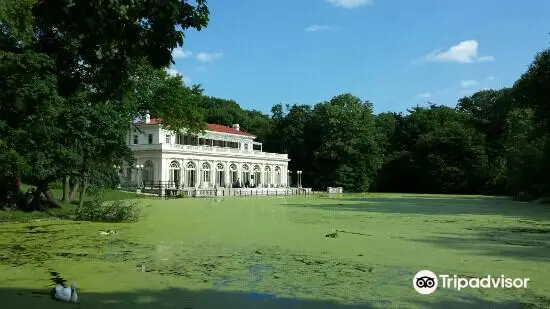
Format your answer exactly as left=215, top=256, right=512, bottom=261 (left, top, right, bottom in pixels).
left=0, top=194, right=548, bottom=308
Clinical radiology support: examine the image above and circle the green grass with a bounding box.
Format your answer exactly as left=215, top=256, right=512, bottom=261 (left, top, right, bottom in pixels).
left=0, top=188, right=150, bottom=223
left=0, top=194, right=549, bottom=308
left=19, top=184, right=147, bottom=201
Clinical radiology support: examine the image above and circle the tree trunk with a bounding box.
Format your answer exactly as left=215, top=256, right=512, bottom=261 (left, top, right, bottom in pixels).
left=61, top=175, right=70, bottom=202
left=1, top=177, right=21, bottom=209
left=78, top=178, right=89, bottom=207
left=69, top=178, right=79, bottom=202
left=43, top=188, right=62, bottom=208
left=37, top=182, right=62, bottom=209
left=29, top=188, right=43, bottom=211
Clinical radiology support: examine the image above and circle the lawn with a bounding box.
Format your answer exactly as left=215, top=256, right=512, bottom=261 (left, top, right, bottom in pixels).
left=0, top=187, right=151, bottom=223
left=0, top=193, right=549, bottom=308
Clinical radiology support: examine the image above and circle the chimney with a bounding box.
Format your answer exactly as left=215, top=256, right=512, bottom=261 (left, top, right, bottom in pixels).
left=232, top=123, right=240, bottom=131
left=145, top=111, right=151, bottom=124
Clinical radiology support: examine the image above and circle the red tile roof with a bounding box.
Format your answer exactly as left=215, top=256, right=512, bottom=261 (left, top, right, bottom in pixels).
left=206, top=123, right=255, bottom=137
left=134, top=118, right=255, bottom=137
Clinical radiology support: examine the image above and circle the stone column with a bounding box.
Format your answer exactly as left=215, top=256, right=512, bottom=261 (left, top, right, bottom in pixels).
left=225, top=163, right=230, bottom=188
left=162, top=158, right=168, bottom=184
left=259, top=164, right=264, bottom=187
left=210, top=161, right=215, bottom=188
left=249, top=163, right=254, bottom=185
left=180, top=159, right=185, bottom=188
left=195, top=160, right=200, bottom=188
left=237, top=164, right=242, bottom=187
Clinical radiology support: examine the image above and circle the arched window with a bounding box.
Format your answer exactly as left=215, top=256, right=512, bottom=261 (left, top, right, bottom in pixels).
left=275, top=166, right=281, bottom=186
left=253, top=165, right=261, bottom=187
left=216, top=163, right=225, bottom=187
left=169, top=160, right=181, bottom=188
left=230, top=163, right=238, bottom=185
left=264, top=166, right=271, bottom=186
left=202, top=162, right=211, bottom=184
left=241, top=164, right=250, bottom=187
left=185, top=161, right=196, bottom=187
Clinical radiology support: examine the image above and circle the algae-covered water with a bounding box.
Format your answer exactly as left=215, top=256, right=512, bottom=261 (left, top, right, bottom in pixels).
left=0, top=195, right=549, bottom=308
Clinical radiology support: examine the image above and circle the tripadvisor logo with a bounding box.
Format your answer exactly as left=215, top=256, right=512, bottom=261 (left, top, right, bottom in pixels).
left=413, top=270, right=530, bottom=295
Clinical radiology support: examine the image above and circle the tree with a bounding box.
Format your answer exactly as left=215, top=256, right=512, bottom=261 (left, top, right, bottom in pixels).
left=501, top=108, right=543, bottom=197
left=0, top=51, right=66, bottom=208
left=0, top=0, right=210, bottom=209
left=514, top=48, right=550, bottom=131
left=308, top=94, right=381, bottom=192
left=456, top=88, right=516, bottom=194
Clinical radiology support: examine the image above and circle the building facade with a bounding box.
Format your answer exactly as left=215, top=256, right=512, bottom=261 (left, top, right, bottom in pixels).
left=121, top=115, right=290, bottom=189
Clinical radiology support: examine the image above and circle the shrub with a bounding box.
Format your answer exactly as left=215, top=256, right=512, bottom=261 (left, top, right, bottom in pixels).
left=512, top=191, right=536, bottom=202
left=73, top=193, right=142, bottom=222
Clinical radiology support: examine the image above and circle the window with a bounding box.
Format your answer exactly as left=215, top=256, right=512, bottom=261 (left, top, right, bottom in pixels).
left=133, top=135, right=138, bottom=144
left=202, top=163, right=211, bottom=183
left=165, top=135, right=171, bottom=144
left=148, top=134, right=153, bottom=144
left=244, top=143, right=249, bottom=150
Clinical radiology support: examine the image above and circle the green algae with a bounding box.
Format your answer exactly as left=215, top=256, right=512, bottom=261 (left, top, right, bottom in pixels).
left=0, top=194, right=549, bottom=308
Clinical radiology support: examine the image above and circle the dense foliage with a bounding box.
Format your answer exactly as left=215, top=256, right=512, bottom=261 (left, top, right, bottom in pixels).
left=1, top=0, right=209, bottom=209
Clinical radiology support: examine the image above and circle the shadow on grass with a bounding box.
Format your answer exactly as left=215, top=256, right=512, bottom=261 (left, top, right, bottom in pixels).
left=0, top=286, right=537, bottom=309
left=288, top=196, right=550, bottom=220
left=411, top=226, right=550, bottom=262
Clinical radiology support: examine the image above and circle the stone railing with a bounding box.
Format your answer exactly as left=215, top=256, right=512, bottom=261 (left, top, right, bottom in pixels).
left=129, top=143, right=288, bottom=159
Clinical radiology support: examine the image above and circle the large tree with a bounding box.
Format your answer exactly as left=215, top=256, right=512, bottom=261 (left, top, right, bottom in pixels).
left=308, top=94, right=381, bottom=192
left=0, top=0, right=210, bottom=208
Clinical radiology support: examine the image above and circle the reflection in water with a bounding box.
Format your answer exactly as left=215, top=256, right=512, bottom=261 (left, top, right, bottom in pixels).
left=211, top=263, right=304, bottom=306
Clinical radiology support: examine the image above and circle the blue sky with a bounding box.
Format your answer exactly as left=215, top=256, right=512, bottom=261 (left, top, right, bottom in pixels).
left=168, top=0, right=550, bottom=115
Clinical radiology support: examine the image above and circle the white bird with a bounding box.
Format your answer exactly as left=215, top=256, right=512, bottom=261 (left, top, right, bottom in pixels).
left=99, top=230, right=117, bottom=236
left=51, top=282, right=78, bottom=303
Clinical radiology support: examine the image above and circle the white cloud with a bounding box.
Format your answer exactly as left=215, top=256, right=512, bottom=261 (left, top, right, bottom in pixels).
left=485, top=75, right=496, bottom=81
left=417, top=40, right=494, bottom=64
left=305, top=25, right=333, bottom=32
left=165, top=67, right=192, bottom=84
left=166, top=67, right=179, bottom=76
left=416, top=92, right=432, bottom=99
left=196, top=51, right=223, bottom=63
left=327, top=0, right=373, bottom=8
left=172, top=48, right=192, bottom=59
left=460, top=80, right=479, bottom=88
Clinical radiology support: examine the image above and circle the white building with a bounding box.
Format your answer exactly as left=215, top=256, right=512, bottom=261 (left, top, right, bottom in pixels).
left=122, top=115, right=290, bottom=189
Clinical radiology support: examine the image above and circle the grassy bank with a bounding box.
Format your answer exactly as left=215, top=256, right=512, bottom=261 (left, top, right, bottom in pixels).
left=0, top=188, right=149, bottom=223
